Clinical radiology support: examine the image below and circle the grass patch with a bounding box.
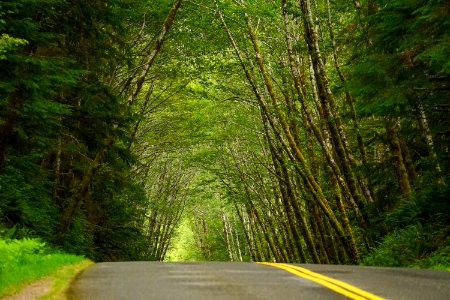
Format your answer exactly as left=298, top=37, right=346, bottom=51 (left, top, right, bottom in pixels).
left=0, top=238, right=86, bottom=298
left=39, top=259, right=93, bottom=300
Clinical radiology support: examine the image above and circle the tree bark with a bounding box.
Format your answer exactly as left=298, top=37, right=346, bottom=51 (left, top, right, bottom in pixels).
left=127, top=0, right=183, bottom=106
left=58, top=146, right=109, bottom=235
left=385, top=118, right=411, bottom=194
left=416, top=103, right=441, bottom=173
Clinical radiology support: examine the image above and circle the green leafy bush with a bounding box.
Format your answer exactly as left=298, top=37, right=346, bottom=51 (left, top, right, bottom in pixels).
left=362, top=225, right=424, bottom=267
left=362, top=224, right=450, bottom=269
left=413, top=245, right=450, bottom=270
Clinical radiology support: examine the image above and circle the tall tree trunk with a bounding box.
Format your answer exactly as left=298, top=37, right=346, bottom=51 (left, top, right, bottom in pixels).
left=385, top=118, right=411, bottom=194
left=222, top=212, right=235, bottom=261
left=234, top=201, right=258, bottom=261
left=58, top=146, right=109, bottom=235
left=127, top=0, right=183, bottom=106
left=52, top=133, right=63, bottom=202
left=416, top=103, right=441, bottom=173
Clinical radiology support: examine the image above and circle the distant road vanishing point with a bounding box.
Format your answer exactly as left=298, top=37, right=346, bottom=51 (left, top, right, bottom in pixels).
left=67, top=262, right=450, bottom=300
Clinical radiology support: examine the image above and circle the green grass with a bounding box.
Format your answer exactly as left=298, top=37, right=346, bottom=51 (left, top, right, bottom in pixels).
left=39, top=259, right=93, bottom=300
left=0, top=238, right=86, bottom=298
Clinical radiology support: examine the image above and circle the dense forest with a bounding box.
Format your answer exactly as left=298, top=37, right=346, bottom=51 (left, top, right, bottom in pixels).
left=1, top=0, right=449, bottom=267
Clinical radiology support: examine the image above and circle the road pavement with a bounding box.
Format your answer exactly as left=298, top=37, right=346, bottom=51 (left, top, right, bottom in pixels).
left=67, top=262, right=450, bottom=300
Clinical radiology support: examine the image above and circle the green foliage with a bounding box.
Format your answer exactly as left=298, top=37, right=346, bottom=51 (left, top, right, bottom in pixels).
left=165, top=172, right=240, bottom=262
left=362, top=225, right=425, bottom=267
left=347, top=0, right=450, bottom=268
left=362, top=223, right=450, bottom=269
left=59, top=162, right=149, bottom=261
left=0, top=34, right=27, bottom=60
left=0, top=0, right=151, bottom=262
left=165, top=218, right=204, bottom=261
left=167, top=212, right=233, bottom=262
left=60, top=214, right=94, bottom=257
left=350, top=0, right=450, bottom=111
left=412, top=245, right=450, bottom=270
left=363, top=183, right=450, bottom=268
left=0, top=162, right=58, bottom=240
left=89, top=168, right=148, bottom=261
left=0, top=238, right=84, bottom=297
left=385, top=184, right=450, bottom=228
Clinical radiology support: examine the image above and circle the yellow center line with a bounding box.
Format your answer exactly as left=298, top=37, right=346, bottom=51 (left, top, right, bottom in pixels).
left=257, top=262, right=385, bottom=300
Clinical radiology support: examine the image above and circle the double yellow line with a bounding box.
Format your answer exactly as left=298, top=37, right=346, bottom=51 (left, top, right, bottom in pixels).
left=258, top=262, right=385, bottom=300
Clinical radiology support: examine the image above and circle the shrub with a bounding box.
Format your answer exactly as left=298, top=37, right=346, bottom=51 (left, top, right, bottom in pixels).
left=362, top=225, right=425, bottom=267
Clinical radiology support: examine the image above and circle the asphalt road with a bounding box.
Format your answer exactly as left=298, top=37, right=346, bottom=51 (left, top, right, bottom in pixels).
left=67, top=262, right=450, bottom=300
